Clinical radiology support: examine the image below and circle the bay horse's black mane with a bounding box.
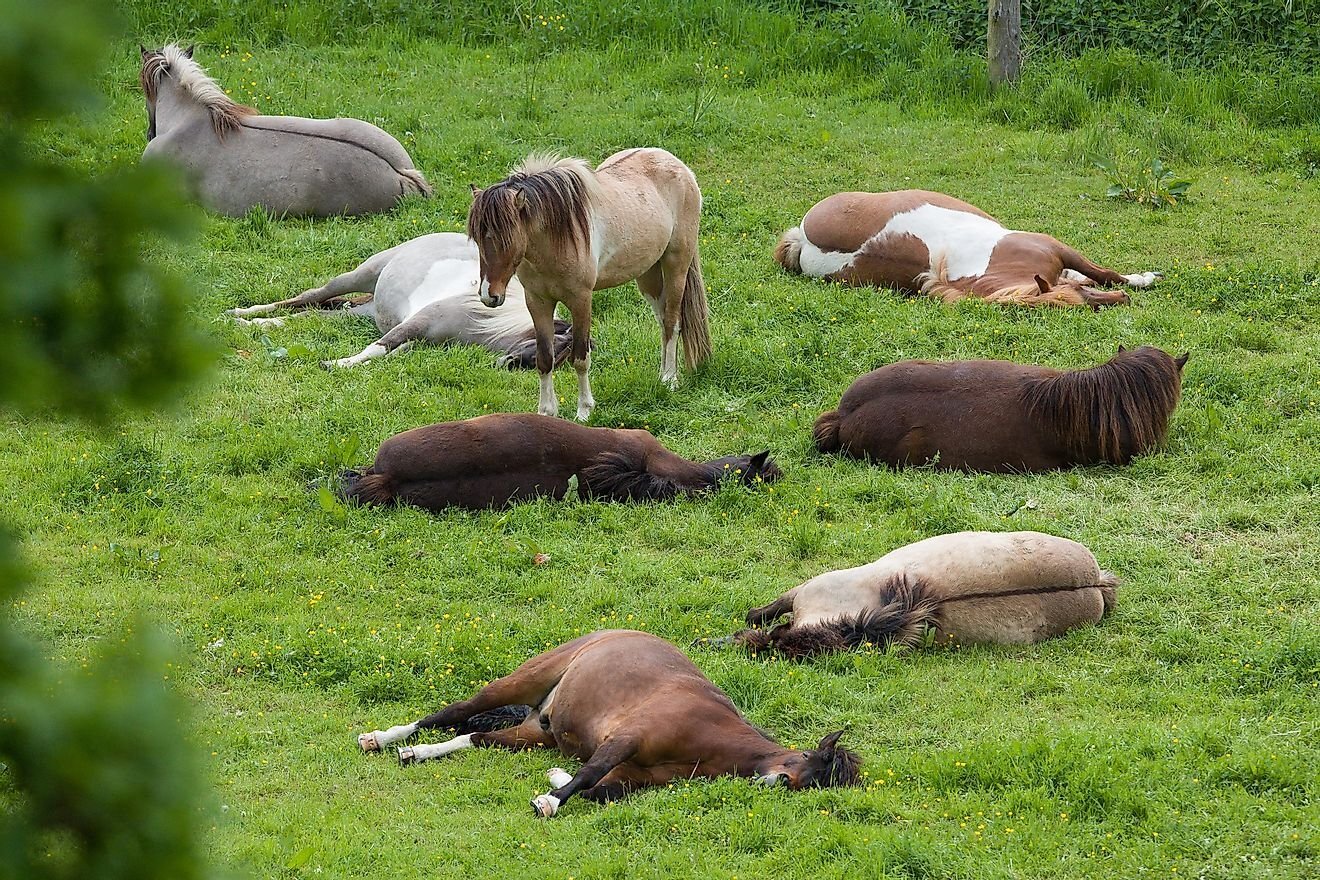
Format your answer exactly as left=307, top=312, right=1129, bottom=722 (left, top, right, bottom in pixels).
left=1020, top=346, right=1184, bottom=464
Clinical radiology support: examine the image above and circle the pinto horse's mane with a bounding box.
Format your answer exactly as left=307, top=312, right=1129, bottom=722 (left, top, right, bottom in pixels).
left=468, top=154, right=596, bottom=258
left=140, top=45, right=255, bottom=138
left=1021, top=346, right=1183, bottom=464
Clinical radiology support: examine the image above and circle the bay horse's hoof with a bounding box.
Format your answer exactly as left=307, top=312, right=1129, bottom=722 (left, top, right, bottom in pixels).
left=358, top=732, right=381, bottom=753
left=397, top=746, right=417, bottom=766
left=531, top=793, right=560, bottom=818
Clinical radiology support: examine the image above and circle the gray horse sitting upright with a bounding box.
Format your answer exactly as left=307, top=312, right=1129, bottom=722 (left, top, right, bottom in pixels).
left=228, top=232, right=573, bottom=370
left=139, top=45, right=430, bottom=217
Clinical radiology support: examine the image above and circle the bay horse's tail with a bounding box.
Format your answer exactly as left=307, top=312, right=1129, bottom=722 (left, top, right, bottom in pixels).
left=681, top=249, right=712, bottom=370
left=813, top=409, right=843, bottom=453
left=735, top=575, right=938, bottom=659
left=398, top=167, right=433, bottom=198
left=337, top=469, right=395, bottom=505
left=1098, top=570, right=1120, bottom=616
left=774, top=226, right=805, bottom=274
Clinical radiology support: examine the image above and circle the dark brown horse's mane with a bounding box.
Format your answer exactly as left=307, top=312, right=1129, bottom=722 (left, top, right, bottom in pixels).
left=580, top=451, right=684, bottom=502
left=735, top=574, right=939, bottom=659
left=1020, top=346, right=1183, bottom=464
left=140, top=46, right=255, bottom=139
left=817, top=745, right=863, bottom=788
left=468, top=155, right=594, bottom=257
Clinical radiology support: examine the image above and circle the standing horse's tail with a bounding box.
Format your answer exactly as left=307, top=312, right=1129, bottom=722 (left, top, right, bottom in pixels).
left=774, top=226, right=805, bottom=274
left=337, top=469, right=395, bottom=506
left=813, top=409, right=843, bottom=453
left=681, top=250, right=712, bottom=370
left=398, top=167, right=433, bottom=198
left=1098, top=570, right=1120, bottom=617
left=735, top=574, right=938, bottom=659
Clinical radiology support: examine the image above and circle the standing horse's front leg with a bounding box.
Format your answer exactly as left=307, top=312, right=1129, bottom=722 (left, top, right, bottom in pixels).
left=524, top=293, right=561, bottom=418
left=566, top=296, right=594, bottom=422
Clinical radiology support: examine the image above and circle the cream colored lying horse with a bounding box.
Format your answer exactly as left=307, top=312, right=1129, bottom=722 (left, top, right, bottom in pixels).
left=732, top=531, right=1118, bottom=657
left=139, top=45, right=429, bottom=217
left=775, top=190, right=1157, bottom=308
left=227, top=233, right=570, bottom=369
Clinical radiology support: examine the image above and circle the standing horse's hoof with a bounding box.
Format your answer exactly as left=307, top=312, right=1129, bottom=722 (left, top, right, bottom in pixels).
left=531, top=793, right=561, bottom=818
left=397, top=746, right=417, bottom=766
left=358, top=732, right=381, bottom=753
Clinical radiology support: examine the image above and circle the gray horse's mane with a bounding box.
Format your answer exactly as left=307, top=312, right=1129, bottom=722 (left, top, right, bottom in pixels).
left=140, top=44, right=255, bottom=139
left=468, top=154, right=597, bottom=257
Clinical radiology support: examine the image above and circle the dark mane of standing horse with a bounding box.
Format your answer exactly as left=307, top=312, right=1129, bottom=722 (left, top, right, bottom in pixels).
left=468, top=157, right=593, bottom=256
left=1020, top=347, right=1182, bottom=463
left=139, top=47, right=255, bottom=139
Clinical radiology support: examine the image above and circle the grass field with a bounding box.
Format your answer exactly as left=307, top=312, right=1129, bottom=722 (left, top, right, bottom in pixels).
left=8, top=21, right=1319, bottom=880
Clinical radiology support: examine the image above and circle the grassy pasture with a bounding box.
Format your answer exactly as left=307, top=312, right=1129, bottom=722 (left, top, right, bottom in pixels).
left=8, top=23, right=1319, bottom=880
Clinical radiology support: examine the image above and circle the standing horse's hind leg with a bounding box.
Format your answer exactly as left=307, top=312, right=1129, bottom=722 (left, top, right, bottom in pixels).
left=657, top=251, right=692, bottom=389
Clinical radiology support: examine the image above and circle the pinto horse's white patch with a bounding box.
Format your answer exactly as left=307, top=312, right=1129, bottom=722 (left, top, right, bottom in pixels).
left=798, top=235, right=856, bottom=278
left=879, top=204, right=1012, bottom=280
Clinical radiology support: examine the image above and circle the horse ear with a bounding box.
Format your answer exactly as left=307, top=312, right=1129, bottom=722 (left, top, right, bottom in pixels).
left=748, top=450, right=770, bottom=472
left=469, top=183, right=481, bottom=199
left=1176, top=352, right=1189, bottom=370
left=513, top=188, right=529, bottom=212
left=184, top=43, right=196, bottom=58
left=1034, top=275, right=1051, bottom=296
left=1117, top=344, right=1127, bottom=354
left=817, top=730, right=844, bottom=753
left=140, top=44, right=149, bottom=58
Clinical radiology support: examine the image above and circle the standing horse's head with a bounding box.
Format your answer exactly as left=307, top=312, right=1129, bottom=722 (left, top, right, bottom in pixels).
left=756, top=731, right=862, bottom=790
left=706, top=450, right=782, bottom=488
left=468, top=183, right=528, bottom=308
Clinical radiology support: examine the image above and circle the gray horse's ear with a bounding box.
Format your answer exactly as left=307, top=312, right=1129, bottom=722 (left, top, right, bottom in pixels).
left=817, top=730, right=844, bottom=753
left=1034, top=274, right=1051, bottom=295
left=1117, top=344, right=1127, bottom=353
left=184, top=43, right=196, bottom=58
left=1176, top=352, right=1189, bottom=369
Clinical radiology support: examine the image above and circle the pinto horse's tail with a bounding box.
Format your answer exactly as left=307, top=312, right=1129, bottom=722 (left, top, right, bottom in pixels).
left=337, top=469, right=395, bottom=506
left=774, top=226, right=805, bottom=274
left=1098, top=570, right=1120, bottom=616
left=734, top=575, right=939, bottom=659
left=681, top=249, right=712, bottom=370
left=813, top=409, right=843, bottom=453
left=398, top=167, right=433, bottom=198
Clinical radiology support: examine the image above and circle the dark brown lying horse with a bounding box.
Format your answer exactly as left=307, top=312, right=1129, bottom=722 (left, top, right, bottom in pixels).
left=341, top=413, right=780, bottom=511
left=814, top=346, right=1186, bottom=472
left=775, top=190, right=1158, bottom=308
left=729, top=531, right=1118, bottom=658
left=357, top=630, right=860, bottom=816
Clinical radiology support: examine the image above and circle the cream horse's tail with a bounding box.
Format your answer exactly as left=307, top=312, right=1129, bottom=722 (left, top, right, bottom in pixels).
left=681, top=248, right=712, bottom=369
left=398, top=167, right=432, bottom=198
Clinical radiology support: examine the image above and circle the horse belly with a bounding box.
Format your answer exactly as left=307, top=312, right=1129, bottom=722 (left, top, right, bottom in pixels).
left=933, top=588, right=1105, bottom=645
left=394, top=472, right=571, bottom=511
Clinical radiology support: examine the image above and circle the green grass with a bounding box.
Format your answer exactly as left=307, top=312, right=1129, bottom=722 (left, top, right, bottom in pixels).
left=8, top=30, right=1320, bottom=880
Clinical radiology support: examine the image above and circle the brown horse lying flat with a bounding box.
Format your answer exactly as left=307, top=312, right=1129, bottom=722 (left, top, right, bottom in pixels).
left=732, top=531, right=1118, bottom=658
left=357, top=630, right=860, bottom=816
left=340, top=413, right=780, bottom=511
left=814, top=345, right=1186, bottom=472
left=775, top=190, right=1157, bottom=308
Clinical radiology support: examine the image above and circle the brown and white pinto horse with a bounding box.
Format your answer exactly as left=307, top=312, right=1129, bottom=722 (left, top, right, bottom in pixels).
left=814, top=346, right=1186, bottom=472
left=340, top=413, right=780, bottom=512
left=468, top=149, right=711, bottom=421
left=732, top=531, right=1118, bottom=658
left=357, top=630, right=860, bottom=816
left=775, top=190, right=1157, bottom=308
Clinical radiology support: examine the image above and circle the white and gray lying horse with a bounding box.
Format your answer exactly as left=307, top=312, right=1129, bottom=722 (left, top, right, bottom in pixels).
left=139, top=45, right=430, bottom=217
left=228, top=233, right=572, bottom=369
left=729, top=531, right=1118, bottom=658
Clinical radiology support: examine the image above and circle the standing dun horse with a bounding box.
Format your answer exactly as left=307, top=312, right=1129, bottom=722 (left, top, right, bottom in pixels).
left=339, top=413, right=780, bottom=511
left=139, top=45, right=430, bottom=217
left=468, top=149, right=712, bottom=420
left=357, top=630, right=860, bottom=816
left=815, top=346, right=1187, bottom=472
left=775, top=190, right=1158, bottom=308
left=226, top=233, right=571, bottom=369
left=728, top=531, right=1118, bottom=658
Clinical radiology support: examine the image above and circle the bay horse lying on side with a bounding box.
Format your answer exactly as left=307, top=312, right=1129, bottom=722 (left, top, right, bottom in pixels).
left=140, top=45, right=429, bottom=217
left=469, top=149, right=711, bottom=420
left=814, top=345, right=1186, bottom=472
left=340, top=413, right=780, bottom=511
left=775, top=190, right=1157, bottom=308
left=357, top=630, right=860, bottom=816
left=732, top=531, right=1118, bottom=658
left=226, top=233, right=571, bottom=369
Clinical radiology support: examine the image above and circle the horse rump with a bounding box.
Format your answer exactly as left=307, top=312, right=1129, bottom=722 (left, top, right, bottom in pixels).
left=813, top=409, right=843, bottom=453
left=773, top=226, right=805, bottom=274
left=337, top=469, right=395, bottom=505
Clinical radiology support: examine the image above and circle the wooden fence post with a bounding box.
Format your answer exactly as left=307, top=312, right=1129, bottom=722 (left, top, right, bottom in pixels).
left=988, top=0, right=1021, bottom=88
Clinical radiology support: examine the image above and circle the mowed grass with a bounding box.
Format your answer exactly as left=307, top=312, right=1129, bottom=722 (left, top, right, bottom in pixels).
left=7, top=34, right=1320, bottom=879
